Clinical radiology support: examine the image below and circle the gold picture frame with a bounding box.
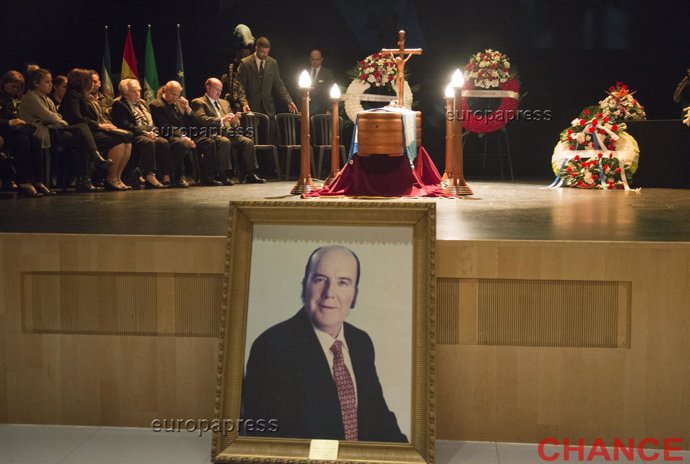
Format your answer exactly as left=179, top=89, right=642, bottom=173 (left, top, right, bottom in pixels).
left=213, top=201, right=436, bottom=464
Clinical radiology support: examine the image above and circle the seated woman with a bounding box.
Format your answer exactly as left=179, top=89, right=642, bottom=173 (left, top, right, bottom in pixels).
left=20, top=68, right=111, bottom=193
left=60, top=68, right=132, bottom=191
left=0, top=70, right=43, bottom=197
left=111, top=78, right=172, bottom=188
left=49, top=74, right=67, bottom=109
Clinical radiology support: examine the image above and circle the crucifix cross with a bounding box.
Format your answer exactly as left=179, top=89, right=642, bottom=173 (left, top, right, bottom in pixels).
left=380, top=30, right=422, bottom=107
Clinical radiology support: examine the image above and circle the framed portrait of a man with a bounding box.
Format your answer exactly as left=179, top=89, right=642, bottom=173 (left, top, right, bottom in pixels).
left=214, top=201, right=436, bottom=464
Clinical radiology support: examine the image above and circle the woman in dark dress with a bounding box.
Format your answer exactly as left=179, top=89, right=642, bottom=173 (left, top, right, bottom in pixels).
left=0, top=70, right=43, bottom=197
left=60, top=68, right=132, bottom=191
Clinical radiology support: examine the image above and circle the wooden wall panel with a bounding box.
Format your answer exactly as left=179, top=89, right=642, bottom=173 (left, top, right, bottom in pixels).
left=1, top=234, right=688, bottom=450
left=0, top=234, right=225, bottom=426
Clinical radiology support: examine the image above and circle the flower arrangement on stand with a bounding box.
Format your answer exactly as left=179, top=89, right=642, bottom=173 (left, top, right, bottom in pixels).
left=598, top=82, right=646, bottom=123
left=350, top=53, right=397, bottom=88
left=465, top=49, right=512, bottom=89
left=461, top=49, right=520, bottom=134
left=344, top=52, right=413, bottom=121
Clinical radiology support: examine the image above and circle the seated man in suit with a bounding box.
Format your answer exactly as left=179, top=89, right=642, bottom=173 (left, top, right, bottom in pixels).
left=307, top=48, right=336, bottom=115
left=149, top=81, right=221, bottom=187
left=242, top=245, right=407, bottom=442
left=190, top=78, right=265, bottom=184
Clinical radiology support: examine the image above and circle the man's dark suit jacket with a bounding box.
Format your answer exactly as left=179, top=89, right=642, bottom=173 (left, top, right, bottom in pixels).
left=309, top=66, right=336, bottom=115
left=237, top=53, right=294, bottom=118
left=149, top=97, right=194, bottom=139
left=242, top=310, right=407, bottom=442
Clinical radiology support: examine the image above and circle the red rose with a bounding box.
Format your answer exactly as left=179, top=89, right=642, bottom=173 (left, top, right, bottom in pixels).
left=566, top=167, right=573, bottom=173
left=603, top=164, right=609, bottom=171
left=609, top=153, right=614, bottom=158
left=571, top=173, right=577, bottom=177
left=591, top=118, right=598, bottom=126
left=615, top=167, right=621, bottom=173
left=596, top=112, right=603, bottom=118
left=588, top=127, right=596, bottom=133
left=593, top=174, right=599, bottom=180
left=598, top=152, right=603, bottom=158
left=611, top=124, right=618, bottom=131
left=569, top=146, right=575, bottom=150
left=583, top=109, right=590, bottom=115
left=574, top=155, right=580, bottom=161
left=580, top=119, right=586, bottom=126
left=603, top=117, right=609, bottom=123
left=598, top=129, right=606, bottom=134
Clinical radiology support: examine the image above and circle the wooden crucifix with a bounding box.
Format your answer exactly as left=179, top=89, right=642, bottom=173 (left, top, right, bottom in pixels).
left=381, top=30, right=422, bottom=107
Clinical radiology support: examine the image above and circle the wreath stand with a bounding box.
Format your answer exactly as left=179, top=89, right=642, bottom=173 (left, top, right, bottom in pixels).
left=462, top=127, right=514, bottom=180
left=460, top=79, right=519, bottom=180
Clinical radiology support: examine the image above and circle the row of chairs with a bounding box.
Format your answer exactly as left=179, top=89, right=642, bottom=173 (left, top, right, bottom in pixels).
left=242, top=112, right=347, bottom=180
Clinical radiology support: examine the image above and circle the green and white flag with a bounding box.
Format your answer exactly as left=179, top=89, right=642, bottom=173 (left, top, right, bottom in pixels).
left=143, top=25, right=159, bottom=102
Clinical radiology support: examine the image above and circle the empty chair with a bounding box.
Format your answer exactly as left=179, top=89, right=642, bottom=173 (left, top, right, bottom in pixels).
left=274, top=113, right=314, bottom=180
left=311, top=114, right=346, bottom=179
left=240, top=112, right=280, bottom=179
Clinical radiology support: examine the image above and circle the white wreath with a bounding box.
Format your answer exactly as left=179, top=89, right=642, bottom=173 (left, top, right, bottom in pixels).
left=551, top=131, right=640, bottom=175
left=344, top=80, right=413, bottom=122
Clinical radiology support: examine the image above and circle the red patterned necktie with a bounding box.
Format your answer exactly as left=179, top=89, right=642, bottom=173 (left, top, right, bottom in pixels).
left=330, top=340, right=358, bottom=440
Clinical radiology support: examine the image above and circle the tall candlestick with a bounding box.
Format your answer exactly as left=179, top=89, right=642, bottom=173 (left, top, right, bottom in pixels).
left=324, top=84, right=341, bottom=186
left=291, top=71, right=315, bottom=194
left=444, top=70, right=473, bottom=196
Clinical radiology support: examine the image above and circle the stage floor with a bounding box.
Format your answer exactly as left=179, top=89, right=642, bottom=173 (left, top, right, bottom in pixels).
left=1, top=180, right=690, bottom=242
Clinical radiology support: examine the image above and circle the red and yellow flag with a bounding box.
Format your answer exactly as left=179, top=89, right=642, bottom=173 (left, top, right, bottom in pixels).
left=121, top=27, right=139, bottom=80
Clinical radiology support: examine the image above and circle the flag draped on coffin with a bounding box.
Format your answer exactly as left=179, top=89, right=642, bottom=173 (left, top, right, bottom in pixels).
left=175, top=24, right=186, bottom=97
left=143, top=25, right=159, bottom=102
left=121, top=27, right=139, bottom=80
left=101, top=26, right=114, bottom=101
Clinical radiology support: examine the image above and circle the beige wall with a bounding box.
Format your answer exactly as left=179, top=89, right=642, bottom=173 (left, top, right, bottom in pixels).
left=1, top=234, right=688, bottom=448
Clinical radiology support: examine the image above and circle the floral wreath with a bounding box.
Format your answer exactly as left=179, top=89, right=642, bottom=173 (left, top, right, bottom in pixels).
left=560, top=106, right=626, bottom=152
left=551, top=105, right=640, bottom=189
left=598, top=82, right=646, bottom=123
left=461, top=49, right=520, bottom=134
left=344, top=53, right=413, bottom=121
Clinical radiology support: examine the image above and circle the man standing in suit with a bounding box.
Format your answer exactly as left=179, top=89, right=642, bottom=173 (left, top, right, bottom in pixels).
left=237, top=36, right=298, bottom=118
left=242, top=245, right=407, bottom=442
left=191, top=78, right=265, bottom=184
left=149, top=81, right=221, bottom=187
left=308, top=49, right=336, bottom=115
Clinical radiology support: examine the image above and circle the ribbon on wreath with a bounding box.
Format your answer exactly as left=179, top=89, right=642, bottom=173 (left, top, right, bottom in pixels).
left=568, top=117, right=624, bottom=151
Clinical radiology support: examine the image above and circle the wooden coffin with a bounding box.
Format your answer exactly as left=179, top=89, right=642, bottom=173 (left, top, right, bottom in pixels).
left=357, top=111, right=422, bottom=156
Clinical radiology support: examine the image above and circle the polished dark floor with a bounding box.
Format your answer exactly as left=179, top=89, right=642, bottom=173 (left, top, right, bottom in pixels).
left=2, top=180, right=690, bottom=242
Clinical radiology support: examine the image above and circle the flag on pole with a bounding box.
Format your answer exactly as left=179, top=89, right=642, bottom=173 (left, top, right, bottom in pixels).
left=175, top=24, right=186, bottom=97
left=101, top=26, right=114, bottom=101
left=121, top=25, right=139, bottom=80
left=143, top=25, right=159, bottom=102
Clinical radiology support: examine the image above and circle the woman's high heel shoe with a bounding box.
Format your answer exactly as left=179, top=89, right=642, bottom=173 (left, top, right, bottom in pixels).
left=18, top=184, right=43, bottom=198
left=104, top=179, right=127, bottom=191
left=90, top=150, right=114, bottom=168
left=34, top=183, right=56, bottom=196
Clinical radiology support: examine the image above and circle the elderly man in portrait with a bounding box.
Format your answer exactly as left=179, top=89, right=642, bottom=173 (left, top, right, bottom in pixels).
left=191, top=78, right=265, bottom=184
left=241, top=245, right=407, bottom=442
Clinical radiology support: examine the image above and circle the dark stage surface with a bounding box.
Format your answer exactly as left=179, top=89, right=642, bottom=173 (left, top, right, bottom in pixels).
left=2, top=181, right=689, bottom=242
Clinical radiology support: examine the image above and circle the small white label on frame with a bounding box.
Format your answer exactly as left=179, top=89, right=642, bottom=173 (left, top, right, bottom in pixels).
left=308, top=439, right=339, bottom=461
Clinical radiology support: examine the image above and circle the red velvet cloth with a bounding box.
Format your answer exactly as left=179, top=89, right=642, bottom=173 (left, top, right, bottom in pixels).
left=307, top=146, right=446, bottom=197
